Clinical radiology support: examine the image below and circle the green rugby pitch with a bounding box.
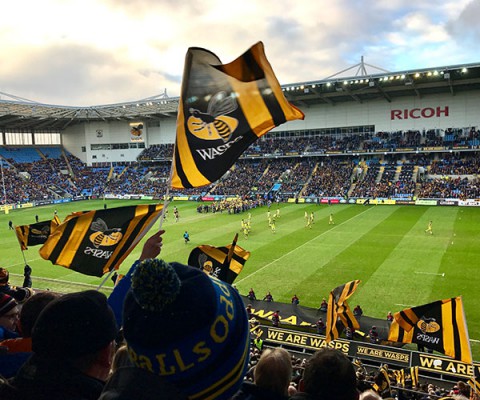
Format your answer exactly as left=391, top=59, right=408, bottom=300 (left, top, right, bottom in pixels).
left=1, top=200, right=479, bottom=359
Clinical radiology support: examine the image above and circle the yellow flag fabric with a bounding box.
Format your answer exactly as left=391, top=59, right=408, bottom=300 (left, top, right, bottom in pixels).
left=172, top=41, right=304, bottom=189
left=188, top=243, right=250, bottom=284
left=325, top=280, right=361, bottom=343
left=387, top=297, right=472, bottom=364
left=15, top=216, right=61, bottom=251
left=39, top=204, right=163, bottom=277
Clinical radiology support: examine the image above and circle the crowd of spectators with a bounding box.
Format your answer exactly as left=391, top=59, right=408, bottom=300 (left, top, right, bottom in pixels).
left=1, top=130, right=480, bottom=205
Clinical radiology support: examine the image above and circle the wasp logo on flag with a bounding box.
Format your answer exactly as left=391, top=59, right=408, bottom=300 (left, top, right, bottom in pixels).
left=417, top=317, right=441, bottom=334
left=89, top=218, right=123, bottom=248
left=188, top=91, right=239, bottom=142
left=196, top=252, right=222, bottom=278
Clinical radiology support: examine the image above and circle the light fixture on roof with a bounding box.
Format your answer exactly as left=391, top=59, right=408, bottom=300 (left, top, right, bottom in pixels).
left=414, top=72, right=420, bottom=78
left=461, top=67, right=468, bottom=73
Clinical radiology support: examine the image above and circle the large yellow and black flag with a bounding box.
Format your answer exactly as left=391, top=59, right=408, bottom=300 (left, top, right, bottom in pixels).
left=326, top=280, right=361, bottom=342
left=39, top=204, right=163, bottom=277
left=387, top=297, right=472, bottom=364
left=15, top=216, right=61, bottom=251
left=187, top=234, right=250, bottom=284
left=172, top=41, right=305, bottom=189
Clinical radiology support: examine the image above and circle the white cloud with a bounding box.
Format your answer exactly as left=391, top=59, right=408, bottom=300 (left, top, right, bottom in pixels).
left=0, top=0, right=478, bottom=105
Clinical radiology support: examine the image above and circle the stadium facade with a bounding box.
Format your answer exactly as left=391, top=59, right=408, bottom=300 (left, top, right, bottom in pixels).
left=1, top=61, right=480, bottom=166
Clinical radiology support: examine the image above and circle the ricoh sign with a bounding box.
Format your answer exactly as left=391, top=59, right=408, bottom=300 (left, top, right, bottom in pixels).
left=391, top=106, right=449, bottom=120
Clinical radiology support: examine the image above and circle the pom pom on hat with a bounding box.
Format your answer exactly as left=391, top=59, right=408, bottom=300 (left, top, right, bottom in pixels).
left=131, top=259, right=181, bottom=312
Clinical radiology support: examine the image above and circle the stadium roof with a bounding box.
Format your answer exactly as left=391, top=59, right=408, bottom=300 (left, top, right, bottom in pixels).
left=1, top=61, right=480, bottom=131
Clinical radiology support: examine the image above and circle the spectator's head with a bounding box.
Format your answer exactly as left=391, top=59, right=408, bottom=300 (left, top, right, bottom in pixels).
left=32, top=290, right=117, bottom=380
left=18, top=291, right=59, bottom=337
left=0, top=293, right=19, bottom=332
left=254, top=348, right=292, bottom=397
left=122, top=258, right=250, bottom=400
left=300, top=348, right=358, bottom=400
left=0, top=268, right=9, bottom=286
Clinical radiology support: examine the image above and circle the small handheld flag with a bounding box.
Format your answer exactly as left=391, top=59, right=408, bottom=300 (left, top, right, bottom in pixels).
left=188, top=234, right=250, bottom=284
left=15, top=216, right=61, bottom=251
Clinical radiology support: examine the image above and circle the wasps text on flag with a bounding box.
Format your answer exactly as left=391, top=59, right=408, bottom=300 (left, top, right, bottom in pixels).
left=15, top=216, right=61, bottom=251
left=387, top=297, right=472, bottom=364
left=172, top=41, right=305, bottom=189
left=39, top=204, right=163, bottom=277
left=187, top=243, right=250, bottom=284
left=326, top=280, right=361, bottom=343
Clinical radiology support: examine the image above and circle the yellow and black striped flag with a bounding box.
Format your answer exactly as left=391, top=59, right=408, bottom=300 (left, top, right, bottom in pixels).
left=172, top=41, right=305, bottom=189
left=326, top=280, right=361, bottom=342
left=39, top=204, right=163, bottom=277
left=393, top=366, right=419, bottom=388
left=187, top=234, right=250, bottom=284
left=388, top=297, right=472, bottom=364
left=15, top=216, right=61, bottom=250
left=373, top=365, right=391, bottom=396
left=468, top=377, right=480, bottom=398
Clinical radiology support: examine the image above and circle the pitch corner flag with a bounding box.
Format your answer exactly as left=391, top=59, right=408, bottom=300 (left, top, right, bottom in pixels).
left=172, top=41, right=305, bottom=189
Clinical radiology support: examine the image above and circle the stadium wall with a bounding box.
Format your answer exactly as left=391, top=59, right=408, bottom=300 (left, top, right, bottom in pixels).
left=63, top=120, right=147, bottom=165
left=61, top=89, right=480, bottom=165
left=280, top=91, right=479, bottom=133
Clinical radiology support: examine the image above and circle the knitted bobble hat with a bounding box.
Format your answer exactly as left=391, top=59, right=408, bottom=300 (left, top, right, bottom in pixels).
left=123, top=259, right=250, bottom=400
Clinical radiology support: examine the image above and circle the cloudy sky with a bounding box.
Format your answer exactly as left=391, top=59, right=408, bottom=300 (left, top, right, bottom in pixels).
left=1, top=0, right=479, bottom=106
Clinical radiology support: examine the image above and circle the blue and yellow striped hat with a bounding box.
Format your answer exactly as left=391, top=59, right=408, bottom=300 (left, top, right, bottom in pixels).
left=123, top=259, right=250, bottom=400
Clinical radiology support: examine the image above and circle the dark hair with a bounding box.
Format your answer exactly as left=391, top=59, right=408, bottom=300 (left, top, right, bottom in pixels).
left=302, top=348, right=358, bottom=400
left=20, top=292, right=59, bottom=337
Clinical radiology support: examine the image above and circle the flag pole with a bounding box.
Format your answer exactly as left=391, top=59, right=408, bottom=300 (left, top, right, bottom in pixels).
left=226, top=233, right=239, bottom=264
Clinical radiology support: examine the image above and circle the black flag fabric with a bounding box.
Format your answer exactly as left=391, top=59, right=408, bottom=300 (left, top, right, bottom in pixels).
left=188, top=242, right=250, bottom=284
left=172, top=41, right=304, bottom=189
left=326, top=280, right=361, bottom=342
left=387, top=297, right=472, bottom=364
left=15, top=216, right=61, bottom=250
left=39, top=204, right=163, bottom=277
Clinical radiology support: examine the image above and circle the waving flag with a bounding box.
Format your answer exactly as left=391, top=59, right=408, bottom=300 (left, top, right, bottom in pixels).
left=326, top=280, right=361, bottom=342
left=188, top=234, right=250, bottom=284
left=15, top=216, right=61, bottom=250
left=388, top=297, right=472, bottom=364
left=39, top=204, right=163, bottom=277
left=172, top=41, right=304, bottom=189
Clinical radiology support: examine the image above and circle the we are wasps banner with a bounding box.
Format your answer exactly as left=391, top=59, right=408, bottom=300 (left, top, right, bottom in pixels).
left=188, top=242, right=250, bottom=284
left=15, top=216, right=61, bottom=250
left=172, top=41, right=305, bottom=189
left=326, top=280, right=361, bottom=343
left=39, top=204, right=163, bottom=277
left=388, top=297, right=472, bottom=364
